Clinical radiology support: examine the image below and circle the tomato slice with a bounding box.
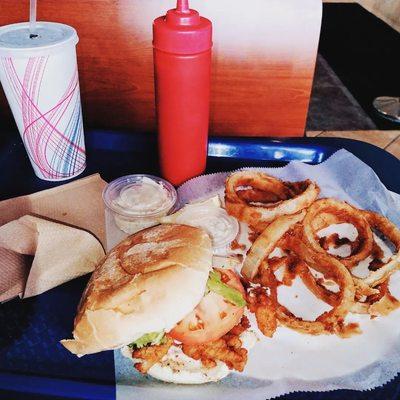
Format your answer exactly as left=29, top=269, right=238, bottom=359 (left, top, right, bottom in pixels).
left=169, top=268, right=245, bottom=345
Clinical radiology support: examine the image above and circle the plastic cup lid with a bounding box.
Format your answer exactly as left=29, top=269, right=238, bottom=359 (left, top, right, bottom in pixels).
left=0, top=22, right=78, bottom=57
left=102, top=174, right=178, bottom=218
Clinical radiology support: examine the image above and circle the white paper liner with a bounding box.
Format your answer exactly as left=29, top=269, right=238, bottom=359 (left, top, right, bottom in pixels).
left=115, top=149, right=400, bottom=400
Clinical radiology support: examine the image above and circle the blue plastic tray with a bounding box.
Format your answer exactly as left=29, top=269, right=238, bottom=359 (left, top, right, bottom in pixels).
left=1, top=130, right=400, bottom=400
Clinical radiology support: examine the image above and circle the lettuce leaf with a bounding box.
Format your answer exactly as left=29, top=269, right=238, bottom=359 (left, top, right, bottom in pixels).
left=128, top=331, right=166, bottom=349
left=206, top=270, right=246, bottom=307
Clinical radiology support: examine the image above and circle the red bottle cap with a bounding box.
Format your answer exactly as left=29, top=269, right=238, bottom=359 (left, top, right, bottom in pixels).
left=153, top=0, right=212, bottom=55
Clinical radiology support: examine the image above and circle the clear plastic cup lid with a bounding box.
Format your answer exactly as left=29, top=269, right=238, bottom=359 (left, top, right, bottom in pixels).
left=103, top=174, right=177, bottom=218
left=173, top=207, right=239, bottom=249
left=0, top=22, right=78, bottom=57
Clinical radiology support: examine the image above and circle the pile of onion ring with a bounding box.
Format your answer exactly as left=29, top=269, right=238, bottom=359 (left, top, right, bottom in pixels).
left=224, top=171, right=400, bottom=338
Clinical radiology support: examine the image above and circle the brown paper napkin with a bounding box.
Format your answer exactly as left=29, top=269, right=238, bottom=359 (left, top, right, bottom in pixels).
left=0, top=174, right=107, bottom=302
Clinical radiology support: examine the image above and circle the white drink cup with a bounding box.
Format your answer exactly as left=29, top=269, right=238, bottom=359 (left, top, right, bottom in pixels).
left=0, top=22, right=86, bottom=181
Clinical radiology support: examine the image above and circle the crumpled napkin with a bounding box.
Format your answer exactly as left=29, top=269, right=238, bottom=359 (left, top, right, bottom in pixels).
left=0, top=174, right=107, bottom=303
left=0, top=215, right=105, bottom=302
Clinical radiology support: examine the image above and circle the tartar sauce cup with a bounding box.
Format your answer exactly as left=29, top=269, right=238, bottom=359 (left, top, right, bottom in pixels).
left=102, top=174, right=177, bottom=250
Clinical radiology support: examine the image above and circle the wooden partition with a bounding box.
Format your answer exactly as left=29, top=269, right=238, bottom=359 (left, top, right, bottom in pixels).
left=0, top=0, right=322, bottom=136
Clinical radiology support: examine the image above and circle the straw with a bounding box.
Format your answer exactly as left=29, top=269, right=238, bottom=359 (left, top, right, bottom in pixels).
left=29, top=0, right=38, bottom=38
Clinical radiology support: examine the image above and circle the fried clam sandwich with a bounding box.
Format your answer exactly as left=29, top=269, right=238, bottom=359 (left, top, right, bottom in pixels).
left=61, top=224, right=256, bottom=384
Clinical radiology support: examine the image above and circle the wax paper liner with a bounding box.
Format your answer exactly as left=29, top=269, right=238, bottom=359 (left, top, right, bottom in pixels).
left=115, top=149, right=400, bottom=400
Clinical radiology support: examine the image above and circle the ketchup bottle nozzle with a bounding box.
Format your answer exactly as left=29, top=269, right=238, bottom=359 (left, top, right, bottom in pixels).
left=176, top=0, right=189, bottom=13
left=166, top=0, right=199, bottom=26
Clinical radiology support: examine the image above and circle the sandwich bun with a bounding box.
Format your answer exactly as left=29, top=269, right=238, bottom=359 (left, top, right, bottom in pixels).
left=61, top=224, right=212, bottom=356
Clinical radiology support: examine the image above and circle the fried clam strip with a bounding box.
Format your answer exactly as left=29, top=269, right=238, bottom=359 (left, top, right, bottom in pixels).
left=182, top=316, right=250, bottom=372
left=247, top=271, right=278, bottom=338
left=225, top=171, right=319, bottom=233
left=302, top=198, right=373, bottom=269
left=133, top=336, right=173, bottom=373
left=133, top=318, right=251, bottom=374
left=243, top=213, right=357, bottom=337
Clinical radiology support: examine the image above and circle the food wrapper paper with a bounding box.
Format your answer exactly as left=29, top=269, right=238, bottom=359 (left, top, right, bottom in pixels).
left=0, top=174, right=106, bottom=302
left=115, top=149, right=400, bottom=399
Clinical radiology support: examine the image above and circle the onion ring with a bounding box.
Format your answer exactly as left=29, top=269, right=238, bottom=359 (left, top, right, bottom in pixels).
left=301, top=202, right=400, bottom=317
left=302, top=198, right=373, bottom=268
left=276, top=233, right=357, bottom=337
left=241, top=211, right=306, bottom=280
left=355, top=210, right=400, bottom=288
left=298, top=266, right=340, bottom=307
left=349, top=211, right=400, bottom=315
left=244, top=214, right=356, bottom=337
left=352, top=280, right=400, bottom=316
left=367, top=280, right=400, bottom=316
left=301, top=204, right=400, bottom=317
left=263, top=249, right=340, bottom=307
left=225, top=171, right=319, bottom=233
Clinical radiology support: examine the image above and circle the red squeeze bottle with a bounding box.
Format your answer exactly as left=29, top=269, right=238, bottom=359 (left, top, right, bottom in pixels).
left=153, top=0, right=212, bottom=186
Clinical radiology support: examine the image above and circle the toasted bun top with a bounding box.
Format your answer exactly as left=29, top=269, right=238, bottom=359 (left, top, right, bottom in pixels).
left=61, top=224, right=212, bottom=355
